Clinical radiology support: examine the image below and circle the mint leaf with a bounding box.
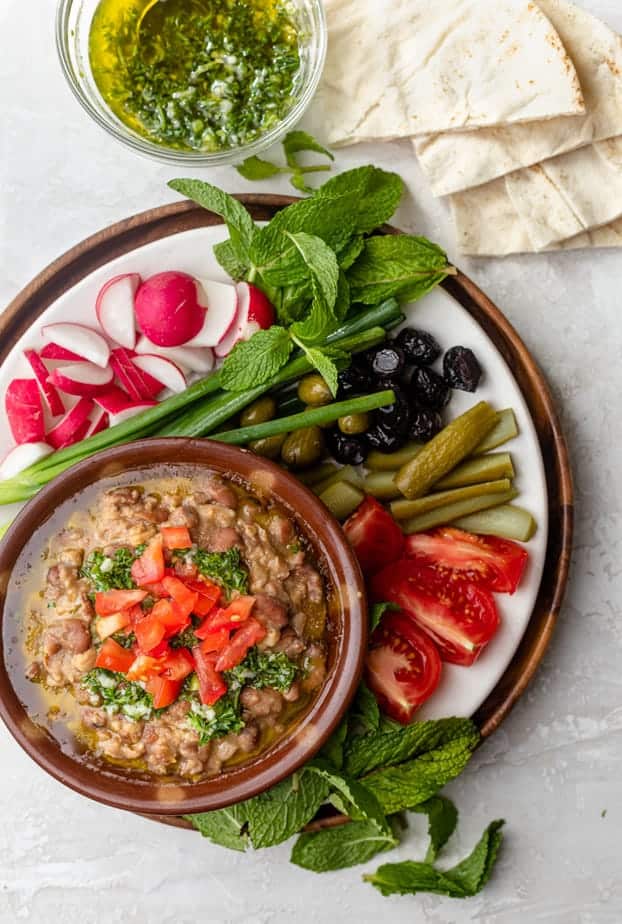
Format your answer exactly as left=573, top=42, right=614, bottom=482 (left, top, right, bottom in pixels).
left=286, top=232, right=339, bottom=319
left=362, top=732, right=479, bottom=815
left=244, top=769, right=330, bottom=848
left=310, top=762, right=389, bottom=834
left=413, top=796, right=459, bottom=863
left=212, top=240, right=249, bottom=281
left=185, top=804, right=249, bottom=852
left=348, top=235, right=454, bottom=305
left=220, top=326, right=293, bottom=392
left=370, top=601, right=400, bottom=633
left=316, top=167, right=404, bottom=235
left=299, top=347, right=339, bottom=397
left=320, top=717, right=348, bottom=770
left=283, top=131, right=334, bottom=169
left=338, top=235, right=365, bottom=271
left=363, top=820, right=505, bottom=898
left=334, top=271, right=351, bottom=321
left=349, top=682, right=380, bottom=735
left=168, top=179, right=256, bottom=273
left=236, top=156, right=284, bottom=181
left=291, top=820, right=398, bottom=872
left=345, top=717, right=479, bottom=778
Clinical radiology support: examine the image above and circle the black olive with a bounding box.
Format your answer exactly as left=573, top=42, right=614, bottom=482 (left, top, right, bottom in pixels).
left=375, top=384, right=411, bottom=435
left=369, top=345, right=405, bottom=379
left=410, top=366, right=451, bottom=411
left=409, top=406, right=443, bottom=442
left=394, top=327, right=441, bottom=366
left=443, top=346, right=483, bottom=392
left=325, top=428, right=368, bottom=465
left=365, top=423, right=407, bottom=453
left=337, top=363, right=373, bottom=398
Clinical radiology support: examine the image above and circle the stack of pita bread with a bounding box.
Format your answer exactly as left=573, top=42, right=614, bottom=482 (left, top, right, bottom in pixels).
left=306, top=0, right=622, bottom=256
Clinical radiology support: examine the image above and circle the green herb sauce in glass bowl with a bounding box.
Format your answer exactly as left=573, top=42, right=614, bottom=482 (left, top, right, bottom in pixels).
left=89, top=0, right=301, bottom=153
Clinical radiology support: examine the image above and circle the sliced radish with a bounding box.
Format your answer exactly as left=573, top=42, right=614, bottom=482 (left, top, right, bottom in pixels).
left=134, top=271, right=205, bottom=347
left=214, top=282, right=274, bottom=358
left=5, top=379, right=46, bottom=444
left=96, top=273, right=140, bottom=350
left=183, top=279, right=238, bottom=348
left=246, top=283, right=275, bottom=330
left=41, top=323, right=110, bottom=368
left=110, top=347, right=164, bottom=400
left=40, top=342, right=84, bottom=363
left=109, top=401, right=158, bottom=427
left=132, top=355, right=187, bottom=394
left=93, top=386, right=137, bottom=416
left=47, top=398, right=94, bottom=450
left=49, top=363, right=114, bottom=397
left=24, top=349, right=65, bottom=417
left=88, top=410, right=110, bottom=437
left=58, top=417, right=91, bottom=448
left=0, top=442, right=53, bottom=480
left=134, top=336, right=214, bottom=374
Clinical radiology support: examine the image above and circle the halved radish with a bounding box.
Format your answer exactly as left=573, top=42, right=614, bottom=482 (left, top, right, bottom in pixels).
left=0, top=442, right=53, bottom=480
left=96, top=273, right=140, bottom=349
left=183, top=280, right=238, bottom=348
left=41, top=323, right=110, bottom=368
left=40, top=343, right=84, bottom=362
left=5, top=379, right=46, bottom=444
left=49, top=363, right=114, bottom=397
left=109, top=347, right=163, bottom=400
left=88, top=410, right=110, bottom=437
left=47, top=398, right=94, bottom=450
left=134, top=271, right=205, bottom=347
left=132, top=355, right=186, bottom=394
left=58, top=417, right=91, bottom=448
left=24, top=349, right=65, bottom=417
left=214, top=282, right=274, bottom=358
left=92, top=386, right=135, bottom=416
left=109, top=401, right=158, bottom=426
left=133, top=336, right=214, bottom=374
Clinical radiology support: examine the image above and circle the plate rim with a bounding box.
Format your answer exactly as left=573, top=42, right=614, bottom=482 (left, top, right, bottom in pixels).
left=0, top=194, right=573, bottom=826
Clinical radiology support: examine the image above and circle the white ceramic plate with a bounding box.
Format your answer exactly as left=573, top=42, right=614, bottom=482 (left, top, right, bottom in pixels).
left=0, top=225, right=548, bottom=721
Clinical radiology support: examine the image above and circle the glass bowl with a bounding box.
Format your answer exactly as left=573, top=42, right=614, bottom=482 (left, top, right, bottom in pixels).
left=55, top=0, right=327, bottom=166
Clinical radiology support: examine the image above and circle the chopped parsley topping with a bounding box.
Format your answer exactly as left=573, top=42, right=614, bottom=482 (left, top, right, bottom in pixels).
left=171, top=626, right=201, bottom=650
left=81, top=547, right=137, bottom=592
left=82, top=668, right=154, bottom=721
left=185, top=691, right=245, bottom=746
left=226, top=647, right=297, bottom=694
left=110, top=631, right=136, bottom=650
left=176, top=547, right=249, bottom=596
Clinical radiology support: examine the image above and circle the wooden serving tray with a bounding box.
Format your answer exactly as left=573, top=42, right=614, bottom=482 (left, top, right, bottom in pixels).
left=0, top=196, right=573, bottom=831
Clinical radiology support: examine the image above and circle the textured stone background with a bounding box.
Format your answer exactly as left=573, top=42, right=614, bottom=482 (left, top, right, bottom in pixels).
left=1, top=1, right=621, bottom=920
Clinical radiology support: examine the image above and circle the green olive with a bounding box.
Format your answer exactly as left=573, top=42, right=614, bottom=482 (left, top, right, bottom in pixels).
left=240, top=396, right=277, bottom=428
left=338, top=413, right=371, bottom=435
left=248, top=433, right=286, bottom=460
left=297, top=374, right=333, bottom=407
left=281, top=426, right=325, bottom=470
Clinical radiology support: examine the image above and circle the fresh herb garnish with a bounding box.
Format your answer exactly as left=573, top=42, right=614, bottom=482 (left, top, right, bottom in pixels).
left=171, top=627, right=200, bottom=649
left=82, top=668, right=154, bottom=721
left=178, top=547, right=248, bottom=596
left=225, top=647, right=297, bottom=693
left=185, top=692, right=245, bottom=746
left=110, top=631, right=136, bottom=650
left=81, top=548, right=137, bottom=592
left=236, top=131, right=334, bottom=193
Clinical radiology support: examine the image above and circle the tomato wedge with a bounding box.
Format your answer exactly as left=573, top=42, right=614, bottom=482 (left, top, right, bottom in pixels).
left=94, top=589, right=147, bottom=616
left=126, top=652, right=167, bottom=682
left=145, top=675, right=183, bottom=709
left=404, top=528, right=528, bottom=594
left=344, top=496, right=404, bottom=574
left=196, top=596, right=256, bottom=636
left=160, top=526, right=192, bottom=550
left=131, top=534, right=165, bottom=586
left=133, top=610, right=167, bottom=654
left=198, top=628, right=230, bottom=654
left=366, top=611, right=441, bottom=723
left=371, top=560, right=500, bottom=666
left=161, top=576, right=198, bottom=618
left=214, top=617, right=266, bottom=672
left=95, top=610, right=132, bottom=640
left=193, top=647, right=227, bottom=705
left=160, top=647, right=195, bottom=682
left=95, top=638, right=135, bottom=673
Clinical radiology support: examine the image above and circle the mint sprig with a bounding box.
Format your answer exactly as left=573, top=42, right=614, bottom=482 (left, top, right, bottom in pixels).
left=236, top=130, right=334, bottom=193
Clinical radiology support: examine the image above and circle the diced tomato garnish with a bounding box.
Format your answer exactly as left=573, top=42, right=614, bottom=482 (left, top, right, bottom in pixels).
left=133, top=610, right=167, bottom=654
left=147, top=639, right=171, bottom=659
left=160, top=647, right=195, bottom=682
left=95, top=638, right=135, bottom=674
left=344, top=496, right=404, bottom=574
left=126, top=652, right=167, bottom=682
left=404, top=528, right=528, bottom=595
left=185, top=578, right=221, bottom=615
left=193, top=647, right=227, bottom=705
left=162, top=576, right=198, bottom=618
left=145, top=675, right=183, bottom=709
left=198, top=628, right=230, bottom=653
left=94, top=589, right=147, bottom=616
left=95, top=610, right=132, bottom=641
left=214, top=617, right=266, bottom=672
left=198, top=595, right=256, bottom=634
left=131, top=534, right=165, bottom=586
left=366, top=610, right=442, bottom=724
left=160, top=526, right=193, bottom=550
left=151, top=598, right=191, bottom=636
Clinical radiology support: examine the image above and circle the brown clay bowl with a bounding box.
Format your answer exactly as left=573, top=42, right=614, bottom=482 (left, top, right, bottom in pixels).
left=0, top=438, right=367, bottom=815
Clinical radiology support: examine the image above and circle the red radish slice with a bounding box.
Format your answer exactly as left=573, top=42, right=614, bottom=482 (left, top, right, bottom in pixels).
left=88, top=410, right=110, bottom=437
left=246, top=283, right=275, bottom=330
left=93, top=386, right=137, bottom=416
left=96, top=273, right=140, bottom=349
left=24, top=349, right=65, bottom=416
left=49, top=363, right=114, bottom=397
left=0, top=442, right=53, bottom=480
left=47, top=398, right=94, bottom=449
left=58, top=417, right=91, bottom=448
left=214, top=282, right=275, bottom=358
left=183, top=280, right=238, bottom=348
left=134, top=271, right=205, bottom=347
left=40, top=343, right=84, bottom=362
left=41, top=323, right=110, bottom=368
left=109, top=401, right=157, bottom=426
left=5, top=379, right=45, bottom=444
left=132, top=355, right=186, bottom=394
left=110, top=348, right=163, bottom=400
left=134, top=336, right=214, bottom=374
